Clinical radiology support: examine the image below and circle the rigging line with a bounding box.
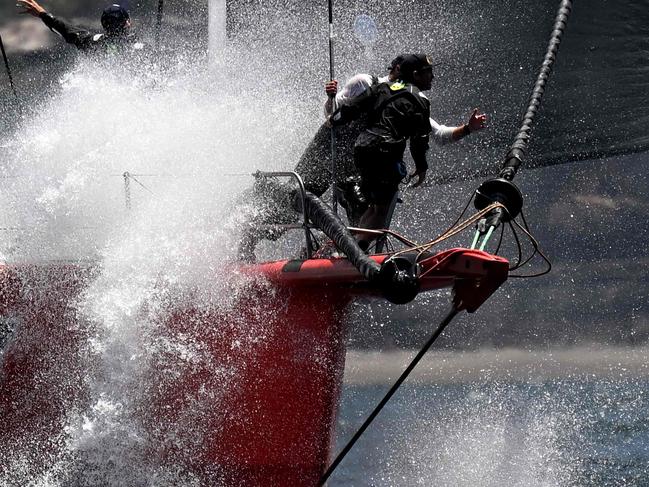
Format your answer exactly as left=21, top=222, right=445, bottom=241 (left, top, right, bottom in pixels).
left=507, top=210, right=549, bottom=271
left=307, top=226, right=321, bottom=252
left=318, top=306, right=461, bottom=486
left=512, top=210, right=540, bottom=268
left=439, top=187, right=477, bottom=239
left=507, top=220, right=523, bottom=270
left=509, top=229, right=551, bottom=277
left=510, top=227, right=539, bottom=269
left=513, top=244, right=538, bottom=270
left=520, top=207, right=532, bottom=232
left=0, top=33, right=21, bottom=114
left=418, top=251, right=459, bottom=279
left=406, top=203, right=501, bottom=256
left=494, top=222, right=505, bottom=255
left=126, top=174, right=155, bottom=194
left=416, top=205, right=499, bottom=254
left=109, top=173, right=201, bottom=178
left=392, top=202, right=506, bottom=260
left=385, top=236, right=395, bottom=253
left=381, top=230, right=417, bottom=248
left=346, top=227, right=419, bottom=250
left=508, top=216, right=552, bottom=277
left=327, top=0, right=338, bottom=214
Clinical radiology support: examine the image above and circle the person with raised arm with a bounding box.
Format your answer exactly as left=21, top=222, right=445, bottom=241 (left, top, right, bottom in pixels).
left=17, top=1, right=143, bottom=53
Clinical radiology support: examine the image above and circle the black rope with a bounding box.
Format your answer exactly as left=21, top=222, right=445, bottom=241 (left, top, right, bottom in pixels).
left=318, top=306, right=461, bottom=485
left=507, top=220, right=523, bottom=270
left=493, top=221, right=505, bottom=255
left=501, top=0, right=573, bottom=180
left=0, top=33, right=21, bottom=112
left=508, top=211, right=552, bottom=278
left=444, top=188, right=478, bottom=237
left=511, top=212, right=539, bottom=269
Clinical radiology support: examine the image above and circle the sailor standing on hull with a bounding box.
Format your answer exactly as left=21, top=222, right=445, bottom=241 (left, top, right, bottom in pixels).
left=298, top=55, right=487, bottom=225
left=237, top=54, right=486, bottom=261
left=235, top=57, right=406, bottom=262
left=295, top=56, right=405, bottom=225
left=17, top=0, right=144, bottom=52
left=332, top=53, right=487, bottom=249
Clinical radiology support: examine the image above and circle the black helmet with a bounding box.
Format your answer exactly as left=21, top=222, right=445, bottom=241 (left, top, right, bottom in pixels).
left=388, top=54, right=405, bottom=72
left=399, top=54, right=433, bottom=83
left=101, top=4, right=130, bottom=34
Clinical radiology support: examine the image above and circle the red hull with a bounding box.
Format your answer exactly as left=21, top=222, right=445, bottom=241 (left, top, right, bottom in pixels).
left=0, top=249, right=508, bottom=484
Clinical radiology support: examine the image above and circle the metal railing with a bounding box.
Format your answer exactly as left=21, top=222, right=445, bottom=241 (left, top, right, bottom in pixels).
left=253, top=170, right=314, bottom=259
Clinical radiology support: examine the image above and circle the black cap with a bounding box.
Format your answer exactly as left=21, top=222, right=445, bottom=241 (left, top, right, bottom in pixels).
left=399, top=54, right=433, bottom=82
left=101, top=4, right=130, bottom=33
left=388, top=55, right=405, bottom=71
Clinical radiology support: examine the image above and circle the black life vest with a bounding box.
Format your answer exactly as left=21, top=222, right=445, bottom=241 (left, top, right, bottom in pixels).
left=365, top=81, right=429, bottom=124
left=332, top=80, right=429, bottom=127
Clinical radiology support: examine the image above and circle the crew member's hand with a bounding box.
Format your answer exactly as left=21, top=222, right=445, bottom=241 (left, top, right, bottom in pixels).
left=325, top=80, right=338, bottom=98
left=467, top=108, right=487, bottom=132
left=17, top=0, right=46, bottom=16
left=408, top=170, right=427, bottom=188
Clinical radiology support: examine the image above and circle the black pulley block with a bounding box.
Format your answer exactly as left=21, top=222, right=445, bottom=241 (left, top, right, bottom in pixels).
left=378, top=254, right=421, bottom=305
left=474, top=178, right=524, bottom=222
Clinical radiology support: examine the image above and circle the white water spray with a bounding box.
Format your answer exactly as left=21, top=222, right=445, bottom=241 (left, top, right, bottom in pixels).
left=208, top=0, right=227, bottom=67
left=0, top=16, right=318, bottom=483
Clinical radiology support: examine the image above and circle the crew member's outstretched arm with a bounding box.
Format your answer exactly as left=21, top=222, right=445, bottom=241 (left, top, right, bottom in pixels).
left=18, top=0, right=96, bottom=50
left=430, top=108, right=488, bottom=145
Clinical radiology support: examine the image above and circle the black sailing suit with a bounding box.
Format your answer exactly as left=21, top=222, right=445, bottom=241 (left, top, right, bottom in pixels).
left=39, top=13, right=143, bottom=52
left=333, top=81, right=432, bottom=205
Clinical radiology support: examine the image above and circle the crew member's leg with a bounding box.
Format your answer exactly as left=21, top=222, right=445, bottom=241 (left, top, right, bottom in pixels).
left=354, top=149, right=405, bottom=250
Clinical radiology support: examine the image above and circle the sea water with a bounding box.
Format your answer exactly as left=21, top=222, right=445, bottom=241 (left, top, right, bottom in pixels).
left=332, top=377, right=649, bottom=486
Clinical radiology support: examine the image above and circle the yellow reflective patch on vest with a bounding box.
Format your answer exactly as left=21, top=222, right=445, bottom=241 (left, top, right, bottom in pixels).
left=390, top=82, right=405, bottom=91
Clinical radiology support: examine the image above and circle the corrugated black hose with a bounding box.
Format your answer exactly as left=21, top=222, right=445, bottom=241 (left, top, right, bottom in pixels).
left=295, top=191, right=421, bottom=304
left=294, top=191, right=380, bottom=280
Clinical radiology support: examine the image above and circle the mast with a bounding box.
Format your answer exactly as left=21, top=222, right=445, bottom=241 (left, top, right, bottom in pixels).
left=327, top=0, right=338, bottom=213
left=154, top=0, right=164, bottom=50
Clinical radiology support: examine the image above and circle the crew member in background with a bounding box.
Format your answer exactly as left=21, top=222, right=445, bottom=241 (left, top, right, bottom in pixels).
left=331, top=53, right=487, bottom=249
left=17, top=0, right=143, bottom=52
